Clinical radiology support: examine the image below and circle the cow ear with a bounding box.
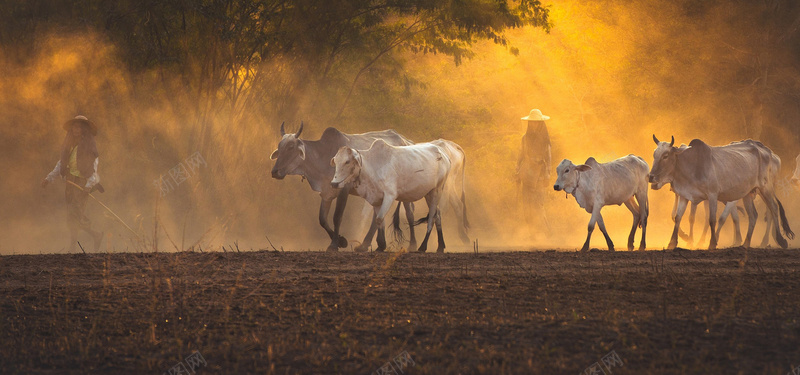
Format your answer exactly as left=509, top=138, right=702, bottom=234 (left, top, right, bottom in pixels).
left=330, top=157, right=335, bottom=167
left=298, top=143, right=306, bottom=160
left=270, top=149, right=279, bottom=160
left=575, top=164, right=592, bottom=172
left=676, top=146, right=691, bottom=154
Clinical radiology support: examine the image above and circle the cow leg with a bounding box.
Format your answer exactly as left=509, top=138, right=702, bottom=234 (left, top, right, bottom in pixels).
left=759, top=206, right=772, bottom=248
left=319, top=199, right=339, bottom=252
left=354, top=210, right=378, bottom=253
left=730, top=202, right=743, bottom=247
left=373, top=196, right=396, bottom=252
left=669, top=197, right=689, bottom=250
left=375, top=216, right=387, bottom=253
left=580, top=207, right=601, bottom=252
left=687, top=201, right=699, bottom=246
left=332, top=189, right=350, bottom=248
left=707, top=195, right=719, bottom=250
left=596, top=211, right=615, bottom=251
left=715, top=202, right=730, bottom=241
left=742, top=195, right=757, bottom=248
left=637, top=189, right=648, bottom=250
left=404, top=202, right=417, bottom=250
left=435, top=210, right=446, bottom=253
left=624, top=198, right=639, bottom=251
left=697, top=201, right=709, bottom=246
left=418, top=195, right=438, bottom=253
left=673, top=195, right=689, bottom=242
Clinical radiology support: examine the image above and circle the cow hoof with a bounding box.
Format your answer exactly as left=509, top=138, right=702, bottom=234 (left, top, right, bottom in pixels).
left=436, top=248, right=445, bottom=253
left=417, top=247, right=427, bottom=253
left=375, top=246, right=386, bottom=253
left=326, top=245, right=339, bottom=252
left=579, top=246, right=589, bottom=252
left=667, top=241, right=678, bottom=250
left=638, top=245, right=646, bottom=251
left=354, top=245, right=369, bottom=253
left=338, top=236, right=348, bottom=248
left=608, top=247, right=615, bottom=252
left=408, top=243, right=417, bottom=252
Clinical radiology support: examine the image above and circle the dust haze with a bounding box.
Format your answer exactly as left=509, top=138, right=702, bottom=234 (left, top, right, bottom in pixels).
left=2, top=0, right=800, bottom=254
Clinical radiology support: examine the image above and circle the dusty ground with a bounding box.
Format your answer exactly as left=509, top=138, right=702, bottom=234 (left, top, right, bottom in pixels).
left=1, top=248, right=800, bottom=374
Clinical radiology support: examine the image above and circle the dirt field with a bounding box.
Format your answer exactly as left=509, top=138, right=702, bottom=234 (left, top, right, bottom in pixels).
left=2, top=248, right=800, bottom=374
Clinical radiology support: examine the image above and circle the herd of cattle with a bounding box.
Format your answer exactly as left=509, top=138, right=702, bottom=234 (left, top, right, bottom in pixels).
left=270, top=122, right=798, bottom=252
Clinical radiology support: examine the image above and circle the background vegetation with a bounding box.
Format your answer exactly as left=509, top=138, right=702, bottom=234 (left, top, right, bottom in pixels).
left=2, top=0, right=800, bottom=252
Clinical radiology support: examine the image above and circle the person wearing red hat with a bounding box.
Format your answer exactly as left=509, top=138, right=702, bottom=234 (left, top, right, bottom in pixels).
left=42, top=115, right=104, bottom=252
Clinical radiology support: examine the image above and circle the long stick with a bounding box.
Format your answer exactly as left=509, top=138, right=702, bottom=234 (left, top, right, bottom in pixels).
left=66, top=180, right=141, bottom=238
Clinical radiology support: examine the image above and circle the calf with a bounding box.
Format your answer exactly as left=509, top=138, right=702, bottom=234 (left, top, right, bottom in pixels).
left=554, top=155, right=649, bottom=251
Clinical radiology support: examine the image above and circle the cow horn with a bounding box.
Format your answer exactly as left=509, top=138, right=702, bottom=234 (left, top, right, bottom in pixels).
left=296, top=121, right=304, bottom=138
left=670, top=136, right=674, bottom=147
left=653, top=134, right=660, bottom=145
left=280, top=121, right=286, bottom=136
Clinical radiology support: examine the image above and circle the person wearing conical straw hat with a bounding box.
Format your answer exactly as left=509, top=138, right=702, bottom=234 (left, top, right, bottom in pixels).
left=516, top=109, right=552, bottom=234
left=42, top=115, right=104, bottom=252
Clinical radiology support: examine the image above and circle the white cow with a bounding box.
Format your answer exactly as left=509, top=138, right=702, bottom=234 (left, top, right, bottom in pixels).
left=553, top=155, right=650, bottom=251
left=390, top=138, right=470, bottom=248
left=331, top=139, right=452, bottom=253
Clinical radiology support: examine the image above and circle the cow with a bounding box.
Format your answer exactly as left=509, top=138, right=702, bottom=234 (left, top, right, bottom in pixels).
left=553, top=155, right=649, bottom=252
left=391, top=139, right=470, bottom=247
left=668, top=144, right=742, bottom=247
left=674, top=147, right=781, bottom=248
left=648, top=136, right=793, bottom=250
left=331, top=139, right=452, bottom=253
left=270, top=122, right=414, bottom=252
left=716, top=151, right=782, bottom=248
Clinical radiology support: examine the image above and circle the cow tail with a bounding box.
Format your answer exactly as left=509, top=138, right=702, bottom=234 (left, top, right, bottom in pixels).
left=461, top=190, right=470, bottom=230
left=413, top=216, right=429, bottom=227
left=778, top=198, right=794, bottom=240
left=391, top=203, right=406, bottom=243
left=460, top=149, right=470, bottom=231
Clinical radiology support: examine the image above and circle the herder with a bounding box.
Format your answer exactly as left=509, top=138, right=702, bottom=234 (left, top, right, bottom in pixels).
left=42, top=115, right=104, bottom=252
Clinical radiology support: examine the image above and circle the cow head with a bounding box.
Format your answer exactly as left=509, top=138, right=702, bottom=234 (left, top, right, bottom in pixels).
left=330, top=146, right=362, bottom=189
left=270, top=121, right=306, bottom=179
left=792, top=153, right=800, bottom=188
left=553, top=159, right=591, bottom=194
left=648, top=134, right=686, bottom=190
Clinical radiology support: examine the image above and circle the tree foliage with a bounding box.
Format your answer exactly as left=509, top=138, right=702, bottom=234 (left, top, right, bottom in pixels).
left=0, top=0, right=550, bottom=122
